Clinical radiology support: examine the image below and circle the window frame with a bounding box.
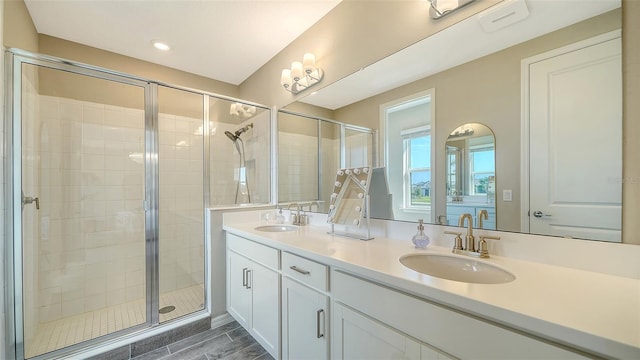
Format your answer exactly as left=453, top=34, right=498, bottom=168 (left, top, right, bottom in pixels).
left=468, top=144, right=495, bottom=196
left=401, top=125, right=431, bottom=209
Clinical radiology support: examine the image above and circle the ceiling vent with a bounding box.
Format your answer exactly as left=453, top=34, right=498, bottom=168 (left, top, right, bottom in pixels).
left=477, top=0, right=530, bottom=33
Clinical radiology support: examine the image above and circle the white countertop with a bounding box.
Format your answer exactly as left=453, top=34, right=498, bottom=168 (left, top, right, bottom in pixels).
left=223, top=219, right=640, bottom=359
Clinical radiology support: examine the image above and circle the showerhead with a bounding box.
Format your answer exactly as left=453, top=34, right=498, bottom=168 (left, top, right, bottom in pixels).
left=225, top=123, right=254, bottom=142
left=224, top=131, right=238, bottom=142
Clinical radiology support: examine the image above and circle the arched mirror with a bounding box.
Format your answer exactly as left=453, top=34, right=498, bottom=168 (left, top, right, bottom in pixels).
left=445, top=123, right=496, bottom=229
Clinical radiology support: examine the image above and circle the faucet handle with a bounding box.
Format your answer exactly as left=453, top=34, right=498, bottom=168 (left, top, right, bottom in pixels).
left=444, top=231, right=463, bottom=250
left=478, top=235, right=501, bottom=258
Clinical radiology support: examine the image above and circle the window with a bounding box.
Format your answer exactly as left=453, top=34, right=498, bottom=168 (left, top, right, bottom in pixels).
left=468, top=145, right=495, bottom=195
left=402, top=126, right=431, bottom=207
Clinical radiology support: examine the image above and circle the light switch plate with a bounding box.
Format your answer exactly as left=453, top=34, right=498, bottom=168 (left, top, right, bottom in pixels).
left=503, top=189, right=513, bottom=202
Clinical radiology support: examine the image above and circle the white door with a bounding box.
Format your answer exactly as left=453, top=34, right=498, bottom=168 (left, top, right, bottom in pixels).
left=528, top=35, right=622, bottom=242
left=282, top=277, right=329, bottom=360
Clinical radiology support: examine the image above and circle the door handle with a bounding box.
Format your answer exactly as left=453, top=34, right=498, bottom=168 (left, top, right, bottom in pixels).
left=245, top=269, right=251, bottom=289
left=532, top=211, right=551, bottom=218
left=316, top=309, right=325, bottom=338
left=22, top=191, right=40, bottom=210
left=242, top=268, right=248, bottom=288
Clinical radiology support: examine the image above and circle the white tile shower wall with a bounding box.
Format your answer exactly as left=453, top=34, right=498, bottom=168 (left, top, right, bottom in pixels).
left=210, top=114, right=270, bottom=206
left=345, top=132, right=372, bottom=169
left=321, top=137, right=340, bottom=212
left=158, top=113, right=204, bottom=294
left=36, top=95, right=147, bottom=325
left=278, top=132, right=319, bottom=202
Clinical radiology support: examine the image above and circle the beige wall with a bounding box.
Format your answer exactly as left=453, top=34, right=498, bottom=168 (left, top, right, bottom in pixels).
left=37, top=35, right=239, bottom=98
left=3, top=0, right=38, bottom=52
left=622, top=0, right=640, bottom=245
left=333, top=10, right=621, bottom=233
left=239, top=0, right=502, bottom=108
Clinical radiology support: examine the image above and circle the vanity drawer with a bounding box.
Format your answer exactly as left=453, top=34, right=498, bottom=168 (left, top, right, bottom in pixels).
left=282, top=252, right=328, bottom=292
left=227, top=233, right=279, bottom=270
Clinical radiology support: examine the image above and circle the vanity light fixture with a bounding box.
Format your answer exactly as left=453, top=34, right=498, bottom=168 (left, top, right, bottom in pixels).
left=280, top=53, right=324, bottom=95
left=427, top=0, right=476, bottom=19
left=152, top=40, right=171, bottom=51
left=230, top=102, right=256, bottom=119
left=448, top=124, right=475, bottom=139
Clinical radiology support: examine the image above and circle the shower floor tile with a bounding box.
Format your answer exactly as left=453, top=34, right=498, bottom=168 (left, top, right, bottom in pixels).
left=26, top=284, right=204, bottom=358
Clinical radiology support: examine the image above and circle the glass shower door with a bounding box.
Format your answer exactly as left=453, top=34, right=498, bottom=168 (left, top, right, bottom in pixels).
left=157, top=86, right=205, bottom=323
left=19, top=63, right=148, bottom=358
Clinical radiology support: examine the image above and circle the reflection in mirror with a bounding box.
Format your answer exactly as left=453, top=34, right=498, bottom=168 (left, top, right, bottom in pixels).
left=277, top=110, right=375, bottom=213
left=445, top=123, right=496, bottom=230
left=381, top=90, right=435, bottom=223
left=288, top=4, right=626, bottom=243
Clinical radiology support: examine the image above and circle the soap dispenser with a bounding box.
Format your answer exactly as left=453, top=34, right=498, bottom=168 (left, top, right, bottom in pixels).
left=275, top=208, right=285, bottom=224
left=412, top=219, right=430, bottom=249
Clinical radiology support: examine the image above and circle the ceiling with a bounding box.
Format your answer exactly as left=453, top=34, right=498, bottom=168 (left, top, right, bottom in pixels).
left=24, top=0, right=341, bottom=85
left=300, top=0, right=620, bottom=110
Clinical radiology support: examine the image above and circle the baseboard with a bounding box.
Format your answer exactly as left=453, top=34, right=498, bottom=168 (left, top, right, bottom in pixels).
left=211, top=312, right=235, bottom=329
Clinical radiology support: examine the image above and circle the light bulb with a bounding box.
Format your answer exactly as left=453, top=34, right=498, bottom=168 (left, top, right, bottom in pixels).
left=303, top=53, right=316, bottom=74
left=280, top=69, right=292, bottom=88
left=291, top=62, right=303, bottom=82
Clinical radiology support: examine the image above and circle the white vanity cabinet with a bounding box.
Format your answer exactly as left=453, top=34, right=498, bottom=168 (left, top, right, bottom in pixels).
left=332, top=270, right=587, bottom=360
left=226, top=234, right=280, bottom=358
left=281, top=252, right=330, bottom=360
left=333, top=303, right=456, bottom=360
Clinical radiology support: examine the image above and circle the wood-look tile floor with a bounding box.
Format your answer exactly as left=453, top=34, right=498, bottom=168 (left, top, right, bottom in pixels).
left=132, top=321, right=273, bottom=360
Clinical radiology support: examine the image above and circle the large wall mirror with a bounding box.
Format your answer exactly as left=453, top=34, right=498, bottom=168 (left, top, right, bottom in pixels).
left=277, top=110, right=375, bottom=213
left=280, top=0, right=631, bottom=244
left=445, top=123, right=496, bottom=229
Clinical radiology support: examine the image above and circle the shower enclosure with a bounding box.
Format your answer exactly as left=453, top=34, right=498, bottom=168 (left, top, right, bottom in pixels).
left=4, top=50, right=271, bottom=359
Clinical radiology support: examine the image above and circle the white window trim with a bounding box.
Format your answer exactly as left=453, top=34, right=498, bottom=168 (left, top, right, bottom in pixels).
left=379, top=88, right=436, bottom=223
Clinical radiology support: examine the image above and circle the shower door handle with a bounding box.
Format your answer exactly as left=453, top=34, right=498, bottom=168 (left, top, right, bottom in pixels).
left=22, top=190, right=40, bottom=210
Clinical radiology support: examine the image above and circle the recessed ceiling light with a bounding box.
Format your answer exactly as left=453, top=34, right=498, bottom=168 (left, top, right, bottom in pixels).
left=152, top=41, right=171, bottom=51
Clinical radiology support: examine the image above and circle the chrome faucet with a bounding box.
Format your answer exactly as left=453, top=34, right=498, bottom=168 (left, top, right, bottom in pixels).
left=445, top=212, right=500, bottom=258
left=458, top=213, right=475, bottom=252
left=478, top=209, right=488, bottom=229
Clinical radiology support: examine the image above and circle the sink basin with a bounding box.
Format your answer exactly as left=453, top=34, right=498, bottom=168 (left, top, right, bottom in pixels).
left=254, top=225, right=298, bottom=232
left=399, top=254, right=515, bottom=284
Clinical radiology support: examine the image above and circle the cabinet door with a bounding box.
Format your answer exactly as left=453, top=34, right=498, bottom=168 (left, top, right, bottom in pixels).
left=333, top=302, right=420, bottom=360
left=227, top=250, right=251, bottom=328
left=282, top=277, right=329, bottom=360
left=250, top=260, right=280, bottom=357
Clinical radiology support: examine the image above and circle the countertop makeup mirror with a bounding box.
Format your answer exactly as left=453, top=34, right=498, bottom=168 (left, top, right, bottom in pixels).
left=282, top=1, right=629, bottom=241
left=445, top=123, right=496, bottom=229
